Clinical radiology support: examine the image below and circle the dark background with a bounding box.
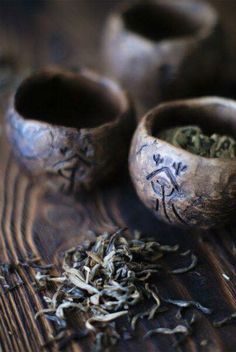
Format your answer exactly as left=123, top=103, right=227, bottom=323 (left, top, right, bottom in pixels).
left=0, top=0, right=235, bottom=80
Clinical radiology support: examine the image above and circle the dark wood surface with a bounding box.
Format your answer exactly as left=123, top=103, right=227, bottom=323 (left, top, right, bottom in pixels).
left=0, top=1, right=236, bottom=351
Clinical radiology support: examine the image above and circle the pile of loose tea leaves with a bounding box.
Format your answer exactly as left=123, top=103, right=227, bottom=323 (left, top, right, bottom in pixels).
left=158, top=125, right=236, bottom=158
left=34, top=228, right=210, bottom=350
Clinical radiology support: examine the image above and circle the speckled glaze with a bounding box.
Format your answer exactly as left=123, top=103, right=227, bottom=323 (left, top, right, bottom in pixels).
left=103, top=0, right=224, bottom=112
left=129, top=97, right=236, bottom=229
left=6, top=68, right=136, bottom=192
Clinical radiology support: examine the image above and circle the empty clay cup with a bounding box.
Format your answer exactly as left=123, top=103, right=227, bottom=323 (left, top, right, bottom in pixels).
left=6, top=67, right=136, bottom=192
left=103, top=0, right=224, bottom=112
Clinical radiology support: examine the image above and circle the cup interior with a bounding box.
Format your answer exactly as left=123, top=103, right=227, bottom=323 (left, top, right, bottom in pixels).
left=14, top=71, right=125, bottom=129
left=122, top=1, right=202, bottom=42
left=149, top=100, right=236, bottom=140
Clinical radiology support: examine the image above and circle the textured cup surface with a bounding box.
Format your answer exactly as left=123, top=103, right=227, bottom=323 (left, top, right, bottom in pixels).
left=6, top=68, right=136, bottom=192
left=129, top=97, right=236, bottom=229
left=103, top=0, right=224, bottom=112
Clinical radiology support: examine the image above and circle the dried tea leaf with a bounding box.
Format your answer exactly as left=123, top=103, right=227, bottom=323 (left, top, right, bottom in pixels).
left=131, top=305, right=167, bottom=330
left=90, top=293, right=100, bottom=306
left=180, top=250, right=191, bottom=256
left=145, top=325, right=189, bottom=338
left=86, top=252, right=103, bottom=265
left=159, top=126, right=236, bottom=158
left=163, top=298, right=212, bottom=315
left=145, top=284, right=160, bottom=308
left=35, top=308, right=56, bottom=320
left=106, top=228, right=126, bottom=255
left=170, top=253, right=198, bottom=274
left=56, top=301, right=87, bottom=319
left=32, top=228, right=204, bottom=350
left=86, top=311, right=128, bottom=331
left=213, top=312, right=236, bottom=327
left=172, top=314, right=196, bottom=348
left=131, top=312, right=145, bottom=330
left=41, top=330, right=66, bottom=348
left=65, top=268, right=99, bottom=294
left=158, top=244, right=179, bottom=252
left=46, top=315, right=67, bottom=329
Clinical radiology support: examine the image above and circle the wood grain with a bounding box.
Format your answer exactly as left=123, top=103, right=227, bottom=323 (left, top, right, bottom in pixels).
left=0, top=1, right=236, bottom=351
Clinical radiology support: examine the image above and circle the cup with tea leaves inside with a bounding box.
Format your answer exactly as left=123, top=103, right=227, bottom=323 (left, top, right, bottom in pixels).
left=129, top=97, right=236, bottom=229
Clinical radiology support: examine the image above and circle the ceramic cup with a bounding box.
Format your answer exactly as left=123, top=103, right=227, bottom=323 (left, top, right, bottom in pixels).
left=103, top=0, right=224, bottom=112
left=129, top=97, right=236, bottom=229
left=6, top=68, right=136, bottom=192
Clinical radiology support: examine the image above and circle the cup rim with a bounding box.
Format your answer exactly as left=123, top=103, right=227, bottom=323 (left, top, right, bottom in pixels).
left=109, top=0, right=218, bottom=46
left=142, top=96, right=236, bottom=165
left=8, top=67, right=132, bottom=133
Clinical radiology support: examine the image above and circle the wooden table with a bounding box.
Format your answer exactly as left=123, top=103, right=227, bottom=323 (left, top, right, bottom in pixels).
left=0, top=1, right=236, bottom=351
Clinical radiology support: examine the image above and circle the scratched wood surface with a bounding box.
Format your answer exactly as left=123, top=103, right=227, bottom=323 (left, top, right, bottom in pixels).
left=0, top=1, right=236, bottom=351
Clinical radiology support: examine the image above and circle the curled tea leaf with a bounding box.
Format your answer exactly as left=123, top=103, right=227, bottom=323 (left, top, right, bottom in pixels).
left=85, top=311, right=128, bottom=331
left=213, top=312, right=236, bottom=327
left=145, top=325, right=189, bottom=338
left=170, top=253, right=198, bottom=274
left=35, top=308, right=56, bottom=320
left=33, top=228, right=203, bottom=350
left=56, top=301, right=87, bottom=320
left=159, top=126, right=236, bottom=158
left=162, top=298, right=212, bottom=315
left=64, top=267, right=99, bottom=294
left=86, top=252, right=103, bottom=265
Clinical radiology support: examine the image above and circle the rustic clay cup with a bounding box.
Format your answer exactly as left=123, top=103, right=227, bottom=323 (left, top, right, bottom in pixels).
left=129, top=97, right=236, bottom=229
left=103, top=0, right=223, bottom=112
left=6, top=68, right=136, bottom=192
